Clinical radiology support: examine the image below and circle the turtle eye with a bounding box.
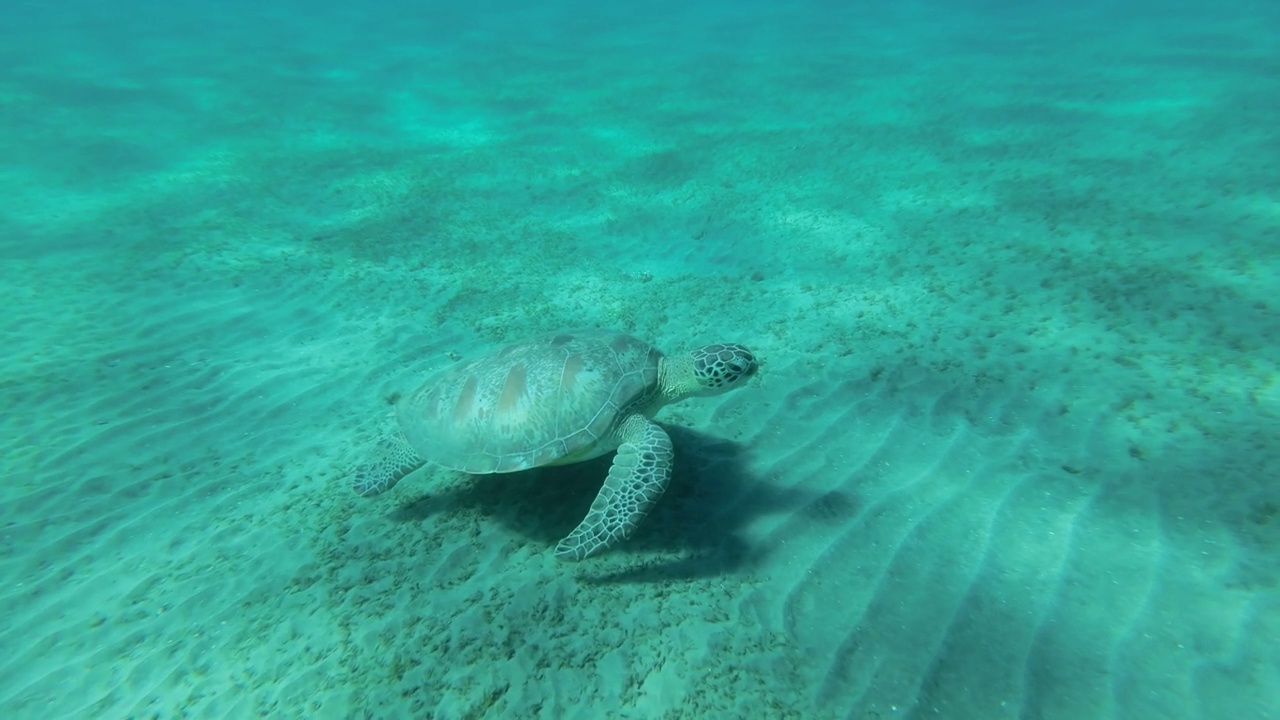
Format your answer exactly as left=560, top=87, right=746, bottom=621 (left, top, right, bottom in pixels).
left=692, top=344, right=756, bottom=389
left=718, top=347, right=757, bottom=383
left=733, top=348, right=757, bottom=372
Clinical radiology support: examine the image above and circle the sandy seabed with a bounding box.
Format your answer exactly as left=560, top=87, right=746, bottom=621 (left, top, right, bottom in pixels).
left=2, top=2, right=1278, bottom=718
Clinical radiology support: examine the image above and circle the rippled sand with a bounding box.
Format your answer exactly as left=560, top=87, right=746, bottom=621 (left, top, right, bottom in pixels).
left=2, top=2, right=1278, bottom=718
left=2, top=219, right=1275, bottom=718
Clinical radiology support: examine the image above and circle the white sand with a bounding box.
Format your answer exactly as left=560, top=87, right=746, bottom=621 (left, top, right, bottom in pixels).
left=2, top=207, right=1275, bottom=717
left=2, top=2, right=1278, bottom=719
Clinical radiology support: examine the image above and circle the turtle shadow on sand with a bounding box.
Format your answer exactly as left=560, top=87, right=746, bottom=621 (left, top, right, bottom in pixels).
left=389, top=425, right=820, bottom=583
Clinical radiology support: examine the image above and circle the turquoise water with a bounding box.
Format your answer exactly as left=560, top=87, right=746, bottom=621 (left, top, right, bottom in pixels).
left=2, top=0, right=1278, bottom=717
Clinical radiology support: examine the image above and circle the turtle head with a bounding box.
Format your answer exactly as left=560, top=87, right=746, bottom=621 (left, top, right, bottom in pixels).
left=669, top=343, right=758, bottom=399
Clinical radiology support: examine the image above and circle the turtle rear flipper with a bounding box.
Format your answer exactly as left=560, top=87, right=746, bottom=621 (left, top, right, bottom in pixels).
left=554, top=415, right=674, bottom=561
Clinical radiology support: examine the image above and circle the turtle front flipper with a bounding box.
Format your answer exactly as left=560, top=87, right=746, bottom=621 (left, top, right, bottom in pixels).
left=352, top=432, right=425, bottom=497
left=555, top=416, right=674, bottom=561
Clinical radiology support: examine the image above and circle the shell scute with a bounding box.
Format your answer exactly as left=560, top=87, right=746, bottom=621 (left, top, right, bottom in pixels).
left=398, top=331, right=662, bottom=474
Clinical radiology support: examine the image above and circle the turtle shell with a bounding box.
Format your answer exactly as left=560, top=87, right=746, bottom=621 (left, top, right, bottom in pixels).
left=397, top=330, right=663, bottom=474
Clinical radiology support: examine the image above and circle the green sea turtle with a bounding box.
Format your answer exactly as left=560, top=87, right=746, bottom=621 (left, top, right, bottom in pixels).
left=352, top=329, right=758, bottom=560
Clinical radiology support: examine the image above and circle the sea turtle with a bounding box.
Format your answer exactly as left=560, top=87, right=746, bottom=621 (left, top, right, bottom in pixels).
left=352, top=329, right=758, bottom=560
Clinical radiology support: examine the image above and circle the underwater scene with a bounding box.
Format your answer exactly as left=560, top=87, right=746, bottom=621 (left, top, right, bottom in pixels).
left=1, top=0, right=1277, bottom=717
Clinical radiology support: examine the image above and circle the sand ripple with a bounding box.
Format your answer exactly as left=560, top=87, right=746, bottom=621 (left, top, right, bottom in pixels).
left=1, top=246, right=1276, bottom=718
